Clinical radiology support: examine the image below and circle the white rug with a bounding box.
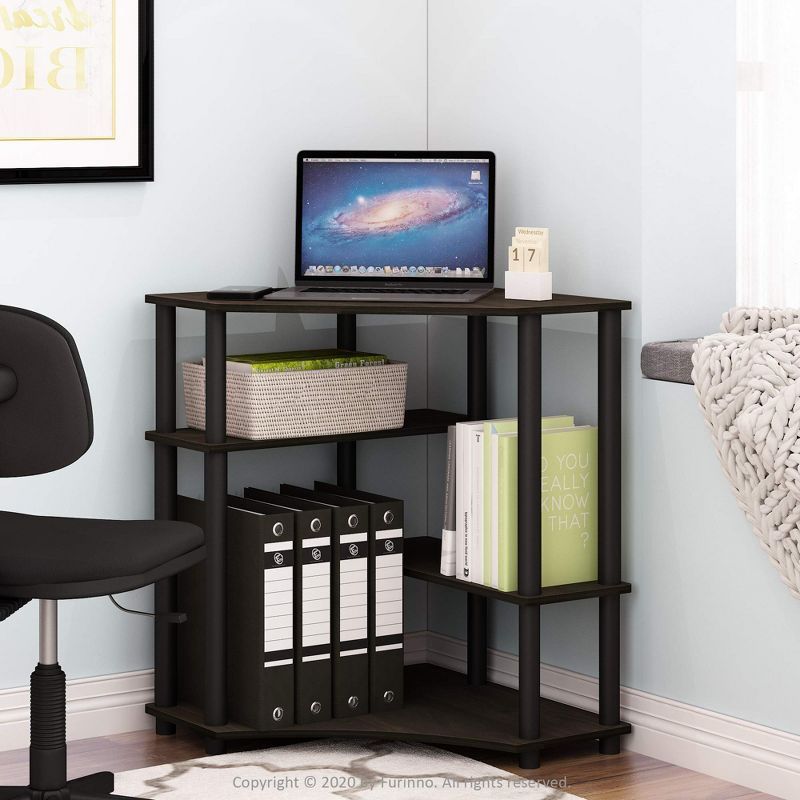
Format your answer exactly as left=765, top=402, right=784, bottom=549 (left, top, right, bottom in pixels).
left=114, top=738, right=583, bottom=799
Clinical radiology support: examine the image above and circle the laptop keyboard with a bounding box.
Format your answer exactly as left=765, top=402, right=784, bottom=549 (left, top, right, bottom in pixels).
left=302, top=287, right=469, bottom=295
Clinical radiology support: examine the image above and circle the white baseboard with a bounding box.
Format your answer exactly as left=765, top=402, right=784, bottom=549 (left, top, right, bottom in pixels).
left=409, top=630, right=800, bottom=800
left=0, top=633, right=431, bottom=754
left=0, top=632, right=430, bottom=754
left=2, top=633, right=798, bottom=800
left=0, top=670, right=153, bottom=752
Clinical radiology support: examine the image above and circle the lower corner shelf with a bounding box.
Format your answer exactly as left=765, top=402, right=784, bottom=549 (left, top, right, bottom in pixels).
left=145, top=664, right=629, bottom=753
left=403, top=537, right=632, bottom=605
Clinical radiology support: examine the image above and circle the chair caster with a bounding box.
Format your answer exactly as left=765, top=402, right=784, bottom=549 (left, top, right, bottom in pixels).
left=70, top=794, right=140, bottom=800
left=0, top=771, right=139, bottom=800
left=66, top=770, right=140, bottom=799
left=66, top=773, right=114, bottom=795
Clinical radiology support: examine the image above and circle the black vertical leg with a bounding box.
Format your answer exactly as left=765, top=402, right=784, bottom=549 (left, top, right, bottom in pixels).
left=466, top=597, right=487, bottom=686
left=204, top=311, right=228, bottom=747
left=29, top=663, right=67, bottom=791
left=337, top=314, right=357, bottom=489
left=467, top=316, right=488, bottom=686
left=337, top=313, right=357, bottom=350
left=598, top=310, right=622, bottom=755
left=518, top=314, right=542, bottom=769
left=154, top=306, right=178, bottom=735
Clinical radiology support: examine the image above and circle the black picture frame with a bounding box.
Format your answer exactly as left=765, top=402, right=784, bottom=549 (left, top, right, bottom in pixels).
left=0, top=0, right=154, bottom=186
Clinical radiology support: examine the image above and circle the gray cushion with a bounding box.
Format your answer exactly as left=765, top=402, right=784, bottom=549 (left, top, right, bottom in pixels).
left=641, top=340, right=697, bottom=384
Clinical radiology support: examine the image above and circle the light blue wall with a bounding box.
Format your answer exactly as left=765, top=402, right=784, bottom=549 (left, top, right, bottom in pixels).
left=424, top=0, right=644, bottom=678
left=0, top=0, right=430, bottom=690
left=423, top=0, right=800, bottom=737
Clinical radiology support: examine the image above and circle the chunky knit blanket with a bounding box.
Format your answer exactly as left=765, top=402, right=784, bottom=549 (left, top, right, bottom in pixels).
left=692, top=308, right=800, bottom=599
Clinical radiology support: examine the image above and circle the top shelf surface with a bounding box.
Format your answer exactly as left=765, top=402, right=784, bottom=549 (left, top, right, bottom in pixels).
left=145, top=289, right=631, bottom=317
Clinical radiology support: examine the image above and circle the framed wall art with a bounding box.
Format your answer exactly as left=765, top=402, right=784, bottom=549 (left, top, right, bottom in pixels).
left=0, top=0, right=153, bottom=184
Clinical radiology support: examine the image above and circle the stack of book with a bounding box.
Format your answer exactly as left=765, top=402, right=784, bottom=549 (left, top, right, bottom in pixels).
left=207, top=349, right=387, bottom=373
left=440, top=416, right=598, bottom=590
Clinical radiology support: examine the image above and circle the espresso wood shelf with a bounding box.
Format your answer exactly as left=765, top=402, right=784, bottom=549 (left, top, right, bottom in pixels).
left=147, top=290, right=631, bottom=768
left=404, top=537, right=632, bottom=605
left=145, top=409, right=467, bottom=453
left=146, top=664, right=630, bottom=752
left=145, top=288, right=631, bottom=317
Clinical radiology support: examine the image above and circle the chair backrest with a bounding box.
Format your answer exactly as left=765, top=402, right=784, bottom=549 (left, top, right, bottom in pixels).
left=0, top=306, right=93, bottom=477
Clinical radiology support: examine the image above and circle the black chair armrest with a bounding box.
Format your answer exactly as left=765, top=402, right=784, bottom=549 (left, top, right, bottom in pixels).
left=0, top=596, right=31, bottom=622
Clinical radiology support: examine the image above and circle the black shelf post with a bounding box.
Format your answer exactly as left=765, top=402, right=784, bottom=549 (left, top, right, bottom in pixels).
left=598, top=310, right=623, bottom=754
left=466, top=317, right=488, bottom=687
left=154, top=306, right=178, bottom=735
left=204, top=310, right=228, bottom=753
left=336, top=314, right=357, bottom=489
left=517, top=313, right=542, bottom=769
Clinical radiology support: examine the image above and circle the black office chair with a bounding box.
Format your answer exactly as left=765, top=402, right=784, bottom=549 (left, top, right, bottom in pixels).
left=0, top=307, right=205, bottom=800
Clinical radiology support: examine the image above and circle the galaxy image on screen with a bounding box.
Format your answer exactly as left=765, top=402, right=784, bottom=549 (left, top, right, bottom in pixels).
left=300, top=159, right=490, bottom=278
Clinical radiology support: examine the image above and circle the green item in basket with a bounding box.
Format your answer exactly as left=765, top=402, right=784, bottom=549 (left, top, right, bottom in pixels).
left=224, top=349, right=387, bottom=373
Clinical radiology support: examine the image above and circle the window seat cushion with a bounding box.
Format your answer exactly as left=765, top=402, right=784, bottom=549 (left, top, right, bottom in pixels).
left=640, top=339, right=697, bottom=385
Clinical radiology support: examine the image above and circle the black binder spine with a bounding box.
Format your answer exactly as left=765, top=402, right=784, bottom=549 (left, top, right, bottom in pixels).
left=262, top=524, right=295, bottom=726
left=372, top=503, right=404, bottom=710
left=297, top=515, right=332, bottom=723
left=332, top=509, right=369, bottom=716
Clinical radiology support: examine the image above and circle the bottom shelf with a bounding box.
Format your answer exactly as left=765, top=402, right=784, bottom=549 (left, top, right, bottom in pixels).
left=146, top=664, right=630, bottom=753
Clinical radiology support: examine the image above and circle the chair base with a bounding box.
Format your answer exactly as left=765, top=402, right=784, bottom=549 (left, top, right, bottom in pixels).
left=0, top=771, right=139, bottom=800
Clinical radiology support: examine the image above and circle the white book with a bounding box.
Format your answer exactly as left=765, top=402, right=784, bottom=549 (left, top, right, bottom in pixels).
left=470, top=427, right=484, bottom=585
left=440, top=425, right=457, bottom=577
left=479, top=417, right=519, bottom=589
left=490, top=432, right=502, bottom=589
left=456, top=423, right=470, bottom=581
left=455, top=421, right=483, bottom=581
left=455, top=423, right=466, bottom=580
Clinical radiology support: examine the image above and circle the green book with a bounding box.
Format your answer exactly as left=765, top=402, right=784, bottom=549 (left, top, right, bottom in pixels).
left=495, top=425, right=597, bottom=591
left=221, top=349, right=386, bottom=373
left=496, top=432, right=519, bottom=592
left=483, top=416, right=574, bottom=589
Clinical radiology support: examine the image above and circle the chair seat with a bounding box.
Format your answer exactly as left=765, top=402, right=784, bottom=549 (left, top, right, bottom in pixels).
left=0, top=511, right=205, bottom=600
left=0, top=596, right=29, bottom=621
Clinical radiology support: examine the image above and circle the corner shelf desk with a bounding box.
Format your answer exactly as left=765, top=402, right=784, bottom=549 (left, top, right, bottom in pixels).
left=143, top=289, right=632, bottom=768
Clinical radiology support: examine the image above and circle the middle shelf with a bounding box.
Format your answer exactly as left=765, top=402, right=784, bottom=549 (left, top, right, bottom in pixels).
left=404, top=537, right=632, bottom=606
left=146, top=408, right=467, bottom=453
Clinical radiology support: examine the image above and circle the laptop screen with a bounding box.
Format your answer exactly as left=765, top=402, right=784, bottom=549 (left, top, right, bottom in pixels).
left=296, top=152, right=494, bottom=283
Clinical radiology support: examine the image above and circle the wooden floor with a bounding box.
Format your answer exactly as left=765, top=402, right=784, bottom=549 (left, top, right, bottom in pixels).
left=0, top=729, right=776, bottom=800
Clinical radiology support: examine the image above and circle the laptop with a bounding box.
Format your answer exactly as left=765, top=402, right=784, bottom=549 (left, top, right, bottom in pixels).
left=269, top=150, right=495, bottom=303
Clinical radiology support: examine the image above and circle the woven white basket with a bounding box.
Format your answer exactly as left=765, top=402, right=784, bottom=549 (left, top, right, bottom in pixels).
left=183, top=360, right=408, bottom=440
